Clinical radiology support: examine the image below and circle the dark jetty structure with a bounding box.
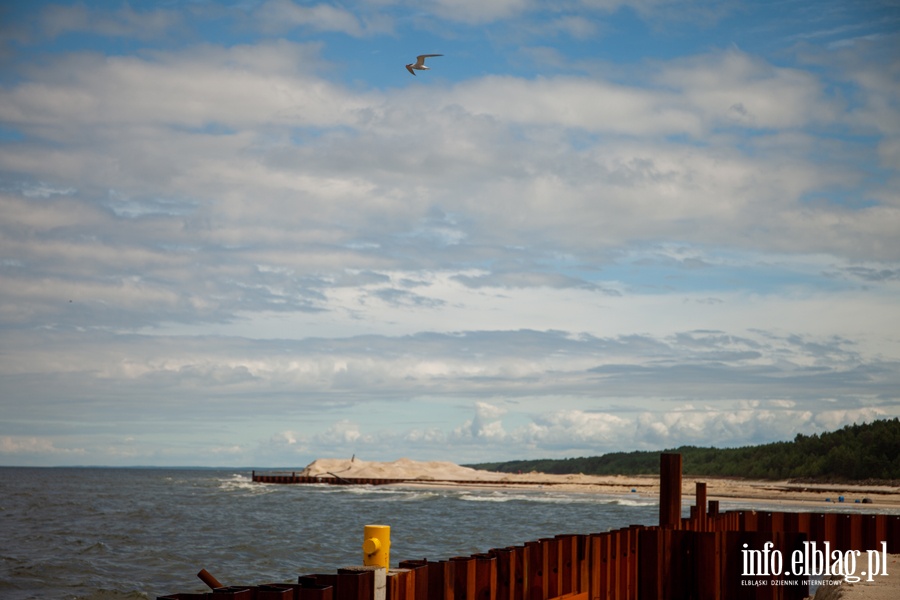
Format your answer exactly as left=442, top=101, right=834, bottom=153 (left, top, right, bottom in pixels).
left=159, top=454, right=899, bottom=600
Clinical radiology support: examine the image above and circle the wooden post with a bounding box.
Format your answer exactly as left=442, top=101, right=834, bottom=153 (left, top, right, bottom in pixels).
left=659, top=453, right=682, bottom=529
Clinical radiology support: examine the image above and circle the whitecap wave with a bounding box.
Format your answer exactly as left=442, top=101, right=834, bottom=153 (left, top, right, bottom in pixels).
left=218, top=474, right=274, bottom=494
left=459, top=491, right=655, bottom=506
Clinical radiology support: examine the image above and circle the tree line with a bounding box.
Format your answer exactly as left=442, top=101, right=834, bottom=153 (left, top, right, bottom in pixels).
left=466, top=418, right=900, bottom=481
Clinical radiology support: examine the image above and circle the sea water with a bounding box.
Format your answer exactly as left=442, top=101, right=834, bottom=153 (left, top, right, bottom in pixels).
left=0, top=467, right=658, bottom=599
left=4, top=468, right=896, bottom=599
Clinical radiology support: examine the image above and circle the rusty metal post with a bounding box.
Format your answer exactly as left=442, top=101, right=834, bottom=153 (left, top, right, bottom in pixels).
left=659, top=453, right=682, bottom=528
left=474, top=553, right=497, bottom=600
left=890, top=515, right=900, bottom=553
left=296, top=586, right=334, bottom=600
left=695, top=482, right=707, bottom=530
left=397, top=559, right=429, bottom=599
left=525, top=540, right=544, bottom=600
left=386, top=568, right=413, bottom=600
left=539, top=538, right=560, bottom=598
left=451, top=556, right=475, bottom=600
left=336, top=567, right=375, bottom=600
left=198, top=569, right=224, bottom=590
left=254, top=585, right=293, bottom=599
left=637, top=529, right=661, bottom=600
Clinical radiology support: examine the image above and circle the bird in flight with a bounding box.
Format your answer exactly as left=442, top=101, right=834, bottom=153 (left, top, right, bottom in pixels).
left=406, top=54, right=442, bottom=76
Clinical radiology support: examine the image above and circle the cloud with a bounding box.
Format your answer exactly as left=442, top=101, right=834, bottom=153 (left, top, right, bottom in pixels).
left=254, top=0, right=393, bottom=36
left=0, top=40, right=363, bottom=140
left=424, top=0, right=534, bottom=24
left=0, top=436, right=85, bottom=456
left=0, top=2, right=897, bottom=467
left=39, top=2, right=182, bottom=40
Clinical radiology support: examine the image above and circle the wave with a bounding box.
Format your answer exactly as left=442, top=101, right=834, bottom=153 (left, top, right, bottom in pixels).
left=336, top=485, right=441, bottom=502
left=459, top=491, right=655, bottom=506
left=218, top=474, right=275, bottom=494
left=72, top=590, right=150, bottom=600
left=78, top=541, right=111, bottom=555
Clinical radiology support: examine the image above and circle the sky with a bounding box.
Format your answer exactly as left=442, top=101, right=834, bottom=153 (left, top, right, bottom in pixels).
left=0, top=0, right=898, bottom=467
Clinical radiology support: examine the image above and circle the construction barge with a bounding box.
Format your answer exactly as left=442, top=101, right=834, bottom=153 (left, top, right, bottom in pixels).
left=159, top=455, right=900, bottom=600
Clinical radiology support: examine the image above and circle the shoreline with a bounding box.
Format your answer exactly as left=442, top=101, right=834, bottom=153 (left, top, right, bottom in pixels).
left=286, top=457, right=900, bottom=511
left=389, top=478, right=900, bottom=511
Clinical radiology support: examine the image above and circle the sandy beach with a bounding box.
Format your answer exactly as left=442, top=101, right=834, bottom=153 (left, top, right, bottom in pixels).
left=298, top=457, right=900, bottom=509
left=810, top=555, right=900, bottom=599
left=295, top=458, right=900, bottom=598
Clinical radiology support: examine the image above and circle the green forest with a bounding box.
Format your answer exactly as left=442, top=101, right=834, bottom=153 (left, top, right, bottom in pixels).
left=467, top=418, right=900, bottom=481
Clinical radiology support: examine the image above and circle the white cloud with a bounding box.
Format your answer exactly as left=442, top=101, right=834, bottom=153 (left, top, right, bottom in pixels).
left=0, top=41, right=366, bottom=139
left=425, top=0, right=533, bottom=24
left=39, top=2, right=181, bottom=40
left=656, top=50, right=839, bottom=129
left=0, top=436, right=85, bottom=455
left=255, top=1, right=393, bottom=36
left=0, top=2, right=897, bottom=467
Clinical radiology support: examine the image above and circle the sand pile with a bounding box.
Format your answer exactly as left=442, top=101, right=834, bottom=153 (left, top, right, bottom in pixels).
left=298, top=457, right=507, bottom=482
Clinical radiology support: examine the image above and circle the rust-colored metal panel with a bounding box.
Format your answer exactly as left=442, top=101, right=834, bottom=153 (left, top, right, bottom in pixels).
left=296, top=585, right=333, bottom=600
left=386, top=569, right=409, bottom=600
left=838, top=514, right=863, bottom=552
left=490, top=548, right=515, bottom=600
left=254, top=585, right=293, bottom=599
left=637, top=529, right=661, bottom=600
left=426, top=560, right=454, bottom=600
left=889, top=515, right=900, bottom=553
left=335, top=568, right=373, bottom=600
left=398, top=559, right=429, bottom=599
left=210, top=588, right=253, bottom=600
left=474, top=553, right=497, bottom=600
left=451, top=556, right=475, bottom=600
left=862, top=514, right=887, bottom=552
left=540, top=538, right=560, bottom=598
left=659, top=453, right=682, bottom=529
left=694, top=532, right=718, bottom=600
left=525, top=540, right=544, bottom=600
left=547, top=593, right=588, bottom=600
left=554, top=534, right=574, bottom=595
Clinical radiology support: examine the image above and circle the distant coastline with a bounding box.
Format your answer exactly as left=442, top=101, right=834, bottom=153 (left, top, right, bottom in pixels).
left=467, top=418, right=900, bottom=483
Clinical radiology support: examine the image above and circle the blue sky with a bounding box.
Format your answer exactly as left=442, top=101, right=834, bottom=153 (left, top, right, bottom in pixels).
left=0, top=0, right=898, bottom=467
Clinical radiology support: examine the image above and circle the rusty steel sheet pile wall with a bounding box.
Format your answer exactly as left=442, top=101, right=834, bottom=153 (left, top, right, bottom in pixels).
left=160, top=459, right=899, bottom=600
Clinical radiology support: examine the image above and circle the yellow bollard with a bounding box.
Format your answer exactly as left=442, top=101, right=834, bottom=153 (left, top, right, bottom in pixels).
left=362, top=524, right=391, bottom=569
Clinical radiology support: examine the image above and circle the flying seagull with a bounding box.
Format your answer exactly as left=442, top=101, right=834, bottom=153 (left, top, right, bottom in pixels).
left=406, top=54, right=442, bottom=76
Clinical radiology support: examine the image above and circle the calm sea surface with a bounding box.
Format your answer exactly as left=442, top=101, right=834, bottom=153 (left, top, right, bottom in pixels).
left=0, top=467, right=661, bottom=600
